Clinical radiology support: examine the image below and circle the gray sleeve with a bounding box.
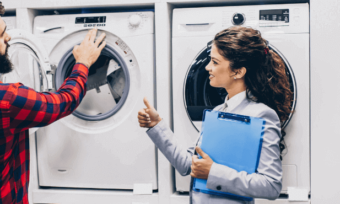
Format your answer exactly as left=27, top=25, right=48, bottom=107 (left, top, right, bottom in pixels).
left=146, top=120, right=194, bottom=176
left=206, top=108, right=282, bottom=200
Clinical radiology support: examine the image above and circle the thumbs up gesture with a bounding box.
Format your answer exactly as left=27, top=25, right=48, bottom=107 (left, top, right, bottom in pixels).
left=190, top=146, right=214, bottom=179
left=138, top=97, right=162, bottom=128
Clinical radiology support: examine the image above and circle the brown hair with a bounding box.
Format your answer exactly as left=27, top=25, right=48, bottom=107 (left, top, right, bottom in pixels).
left=0, top=2, right=5, bottom=16
left=213, top=26, right=293, bottom=159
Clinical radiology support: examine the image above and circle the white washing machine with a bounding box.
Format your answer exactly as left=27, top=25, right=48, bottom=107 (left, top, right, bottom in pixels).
left=172, top=3, right=310, bottom=196
left=1, top=11, right=157, bottom=190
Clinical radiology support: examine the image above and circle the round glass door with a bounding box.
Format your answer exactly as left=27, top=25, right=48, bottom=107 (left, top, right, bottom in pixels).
left=55, top=44, right=130, bottom=121
left=1, top=43, right=47, bottom=92
left=184, top=42, right=296, bottom=130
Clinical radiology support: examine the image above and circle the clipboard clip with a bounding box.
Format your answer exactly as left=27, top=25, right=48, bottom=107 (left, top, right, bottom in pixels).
left=218, top=112, right=251, bottom=123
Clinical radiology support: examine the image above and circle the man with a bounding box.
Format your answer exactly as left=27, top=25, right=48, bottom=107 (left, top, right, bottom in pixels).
left=0, top=3, right=106, bottom=203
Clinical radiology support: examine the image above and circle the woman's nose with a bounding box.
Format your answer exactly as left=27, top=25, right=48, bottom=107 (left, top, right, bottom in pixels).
left=205, top=61, right=211, bottom=71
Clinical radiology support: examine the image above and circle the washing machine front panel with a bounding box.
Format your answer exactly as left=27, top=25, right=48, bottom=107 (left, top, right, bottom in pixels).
left=34, top=12, right=154, bottom=54
left=173, top=3, right=309, bottom=193
left=35, top=12, right=157, bottom=190
left=173, top=4, right=309, bottom=38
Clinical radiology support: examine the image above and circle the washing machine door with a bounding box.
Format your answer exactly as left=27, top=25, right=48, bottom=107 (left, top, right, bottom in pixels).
left=50, top=29, right=131, bottom=122
left=0, top=29, right=51, bottom=133
left=185, top=41, right=296, bottom=131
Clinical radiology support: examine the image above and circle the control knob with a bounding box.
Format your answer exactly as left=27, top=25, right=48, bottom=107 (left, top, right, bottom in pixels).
left=232, top=13, right=245, bottom=25
left=129, top=14, right=142, bottom=27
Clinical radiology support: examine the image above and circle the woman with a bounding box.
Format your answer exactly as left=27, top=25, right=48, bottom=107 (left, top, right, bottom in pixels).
left=138, top=26, right=292, bottom=204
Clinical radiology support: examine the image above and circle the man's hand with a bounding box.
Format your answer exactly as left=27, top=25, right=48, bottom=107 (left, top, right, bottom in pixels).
left=138, top=97, right=162, bottom=128
left=73, top=27, right=106, bottom=68
left=190, top=146, right=214, bottom=179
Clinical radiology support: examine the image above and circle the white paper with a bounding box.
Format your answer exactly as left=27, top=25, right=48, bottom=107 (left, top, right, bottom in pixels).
left=287, top=187, right=309, bottom=202
left=133, top=183, right=152, bottom=195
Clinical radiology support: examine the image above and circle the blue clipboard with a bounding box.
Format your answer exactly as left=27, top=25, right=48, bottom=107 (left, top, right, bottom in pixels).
left=192, top=109, right=266, bottom=201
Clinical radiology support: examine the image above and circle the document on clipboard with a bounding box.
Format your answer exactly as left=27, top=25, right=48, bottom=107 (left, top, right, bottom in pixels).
left=192, top=109, right=266, bottom=201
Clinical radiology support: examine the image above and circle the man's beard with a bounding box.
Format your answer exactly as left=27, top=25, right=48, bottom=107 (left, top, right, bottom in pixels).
left=0, top=44, right=13, bottom=74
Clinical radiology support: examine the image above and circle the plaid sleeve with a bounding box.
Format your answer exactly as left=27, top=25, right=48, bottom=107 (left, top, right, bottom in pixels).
left=8, top=63, right=89, bottom=134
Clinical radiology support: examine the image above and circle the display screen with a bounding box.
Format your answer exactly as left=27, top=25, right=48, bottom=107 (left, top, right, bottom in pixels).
left=259, top=9, right=289, bottom=22
left=75, top=16, right=106, bottom=24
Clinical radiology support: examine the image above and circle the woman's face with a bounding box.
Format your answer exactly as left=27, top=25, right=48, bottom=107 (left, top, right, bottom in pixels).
left=205, top=44, right=235, bottom=90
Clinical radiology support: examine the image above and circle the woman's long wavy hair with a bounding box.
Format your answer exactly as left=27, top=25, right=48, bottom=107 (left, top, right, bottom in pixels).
left=213, top=26, right=293, bottom=160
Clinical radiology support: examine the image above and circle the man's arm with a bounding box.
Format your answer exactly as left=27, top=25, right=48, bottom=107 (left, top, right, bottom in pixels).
left=9, top=63, right=88, bottom=133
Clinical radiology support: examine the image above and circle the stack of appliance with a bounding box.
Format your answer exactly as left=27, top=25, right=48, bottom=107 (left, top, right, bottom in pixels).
left=172, top=3, right=310, bottom=198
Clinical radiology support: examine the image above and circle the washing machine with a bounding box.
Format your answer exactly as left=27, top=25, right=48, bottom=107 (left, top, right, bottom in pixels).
left=172, top=3, right=310, bottom=196
left=2, top=11, right=156, bottom=190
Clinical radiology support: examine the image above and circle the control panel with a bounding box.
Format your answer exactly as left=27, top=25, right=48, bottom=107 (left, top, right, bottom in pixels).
left=75, top=16, right=106, bottom=28
left=259, top=9, right=290, bottom=27
left=73, top=13, right=149, bottom=30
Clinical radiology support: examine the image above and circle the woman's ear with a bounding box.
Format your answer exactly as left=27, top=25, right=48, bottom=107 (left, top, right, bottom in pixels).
left=235, top=67, right=247, bottom=79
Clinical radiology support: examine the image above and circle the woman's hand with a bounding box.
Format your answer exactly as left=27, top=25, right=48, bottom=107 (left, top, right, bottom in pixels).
left=190, top=146, right=214, bottom=179
left=73, top=27, right=106, bottom=68
left=138, top=97, right=162, bottom=128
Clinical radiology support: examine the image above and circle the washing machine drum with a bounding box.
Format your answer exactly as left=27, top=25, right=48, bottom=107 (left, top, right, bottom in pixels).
left=55, top=45, right=130, bottom=121
left=184, top=42, right=296, bottom=130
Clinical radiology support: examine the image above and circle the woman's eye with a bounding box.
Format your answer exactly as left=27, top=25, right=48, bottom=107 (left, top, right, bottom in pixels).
left=213, top=61, right=218, bottom=65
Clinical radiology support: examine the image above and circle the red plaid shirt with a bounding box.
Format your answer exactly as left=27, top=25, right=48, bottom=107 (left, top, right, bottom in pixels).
left=0, top=63, right=88, bottom=204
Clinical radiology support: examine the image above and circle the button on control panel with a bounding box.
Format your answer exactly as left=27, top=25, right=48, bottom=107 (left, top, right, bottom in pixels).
left=128, top=13, right=148, bottom=30
left=129, top=14, right=142, bottom=27
left=232, top=13, right=246, bottom=25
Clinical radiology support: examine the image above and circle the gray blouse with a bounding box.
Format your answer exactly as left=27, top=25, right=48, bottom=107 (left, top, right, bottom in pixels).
left=147, top=91, right=282, bottom=204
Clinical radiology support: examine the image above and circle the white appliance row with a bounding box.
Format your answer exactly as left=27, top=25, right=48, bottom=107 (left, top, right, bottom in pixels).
left=2, top=2, right=310, bottom=202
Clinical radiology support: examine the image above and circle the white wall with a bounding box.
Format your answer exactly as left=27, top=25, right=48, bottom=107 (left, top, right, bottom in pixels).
left=310, top=0, right=340, bottom=203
